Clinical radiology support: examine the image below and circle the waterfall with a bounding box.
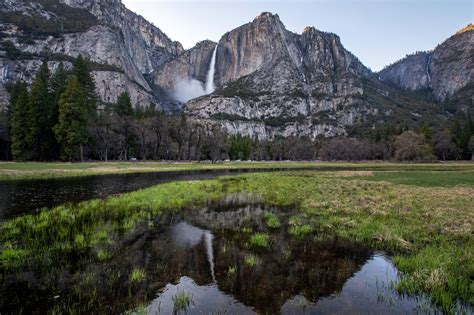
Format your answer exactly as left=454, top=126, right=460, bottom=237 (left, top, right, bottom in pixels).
left=1, top=65, right=8, bottom=83
left=204, top=231, right=216, bottom=283
left=205, top=45, right=218, bottom=94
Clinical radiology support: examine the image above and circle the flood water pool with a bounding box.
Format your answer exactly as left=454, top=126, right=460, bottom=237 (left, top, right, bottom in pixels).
left=0, top=168, right=299, bottom=220
left=0, top=192, right=445, bottom=314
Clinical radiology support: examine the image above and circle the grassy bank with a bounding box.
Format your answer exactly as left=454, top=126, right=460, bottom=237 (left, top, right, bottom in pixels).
left=0, top=169, right=473, bottom=313
left=1, top=160, right=473, bottom=181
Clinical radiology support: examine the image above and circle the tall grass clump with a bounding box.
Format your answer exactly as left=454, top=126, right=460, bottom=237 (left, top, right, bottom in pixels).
left=249, top=233, right=270, bottom=248
left=264, top=211, right=281, bottom=229
left=288, top=215, right=313, bottom=238
left=172, top=291, right=193, bottom=313
left=244, top=254, right=258, bottom=267
left=129, top=267, right=146, bottom=284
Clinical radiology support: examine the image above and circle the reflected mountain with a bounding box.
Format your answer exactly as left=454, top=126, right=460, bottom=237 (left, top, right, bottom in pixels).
left=0, top=195, right=442, bottom=314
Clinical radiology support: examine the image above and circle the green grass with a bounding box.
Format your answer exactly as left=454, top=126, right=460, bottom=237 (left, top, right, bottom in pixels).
left=244, top=255, right=258, bottom=267
left=172, top=291, right=193, bottom=313
left=361, top=170, right=474, bottom=187
left=264, top=211, right=281, bottom=229
left=96, top=249, right=111, bottom=262
left=249, top=233, right=270, bottom=248
left=288, top=215, right=313, bottom=238
left=1, top=161, right=473, bottom=181
left=129, top=267, right=146, bottom=284
left=0, top=180, right=224, bottom=269
left=227, top=265, right=237, bottom=275
left=0, top=165, right=473, bottom=313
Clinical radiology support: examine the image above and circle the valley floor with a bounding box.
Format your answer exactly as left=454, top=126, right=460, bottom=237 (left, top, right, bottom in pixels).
left=0, top=164, right=473, bottom=313
left=1, top=160, right=473, bottom=181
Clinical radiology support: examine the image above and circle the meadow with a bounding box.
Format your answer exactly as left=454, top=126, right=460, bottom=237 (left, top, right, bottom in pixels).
left=1, top=160, right=474, bottom=180
left=0, top=163, right=473, bottom=313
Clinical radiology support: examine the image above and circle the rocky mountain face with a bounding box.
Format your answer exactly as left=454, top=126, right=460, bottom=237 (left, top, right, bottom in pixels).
left=176, top=13, right=438, bottom=139
left=0, top=0, right=183, bottom=110
left=1, top=1, right=468, bottom=139
left=151, top=40, right=217, bottom=103
left=379, top=24, right=473, bottom=106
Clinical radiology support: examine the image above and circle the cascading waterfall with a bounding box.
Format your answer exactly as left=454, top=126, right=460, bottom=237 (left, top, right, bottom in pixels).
left=1, top=65, right=8, bottom=83
left=204, top=231, right=216, bottom=283
left=205, top=45, right=218, bottom=94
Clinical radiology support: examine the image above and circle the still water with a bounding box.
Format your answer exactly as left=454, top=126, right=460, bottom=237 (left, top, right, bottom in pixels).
left=0, top=168, right=300, bottom=220
left=0, top=193, right=445, bottom=314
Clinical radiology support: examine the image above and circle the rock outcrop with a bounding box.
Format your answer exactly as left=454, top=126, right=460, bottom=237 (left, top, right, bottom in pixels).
left=0, top=1, right=468, bottom=140
left=0, top=0, right=183, bottom=109
left=379, top=24, right=473, bottom=103
left=182, top=13, right=436, bottom=139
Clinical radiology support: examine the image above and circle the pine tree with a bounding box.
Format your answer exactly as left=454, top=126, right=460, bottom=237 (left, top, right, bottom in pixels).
left=113, top=92, right=134, bottom=160
left=72, top=55, right=97, bottom=116
left=27, top=62, right=53, bottom=160
left=9, top=82, right=31, bottom=160
left=459, top=122, right=472, bottom=159
left=54, top=75, right=89, bottom=161
left=420, top=122, right=433, bottom=143
left=49, top=62, right=69, bottom=159
left=468, top=114, right=474, bottom=134
left=51, top=62, right=69, bottom=106
left=114, top=92, right=133, bottom=117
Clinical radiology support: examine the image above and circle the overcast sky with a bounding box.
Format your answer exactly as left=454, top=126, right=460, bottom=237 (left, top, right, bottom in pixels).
left=122, top=0, right=473, bottom=71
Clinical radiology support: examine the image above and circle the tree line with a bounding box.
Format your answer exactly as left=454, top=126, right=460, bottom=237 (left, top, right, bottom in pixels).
left=0, top=56, right=473, bottom=162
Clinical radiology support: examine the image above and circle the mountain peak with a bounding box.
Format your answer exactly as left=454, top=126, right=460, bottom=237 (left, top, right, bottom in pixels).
left=303, top=26, right=316, bottom=34
left=456, top=23, right=474, bottom=34
left=255, top=12, right=279, bottom=21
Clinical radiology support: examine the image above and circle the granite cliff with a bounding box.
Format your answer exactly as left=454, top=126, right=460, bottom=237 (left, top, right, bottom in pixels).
left=176, top=13, right=443, bottom=139
left=1, top=2, right=470, bottom=139
left=379, top=24, right=473, bottom=107
left=0, top=0, right=183, bottom=110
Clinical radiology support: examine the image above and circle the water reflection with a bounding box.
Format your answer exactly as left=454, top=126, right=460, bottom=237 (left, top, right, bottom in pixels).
left=282, top=253, right=440, bottom=314
left=0, top=168, right=306, bottom=220
left=147, top=253, right=439, bottom=314
left=148, top=216, right=441, bottom=314
left=0, top=169, right=269, bottom=220
left=144, top=195, right=441, bottom=314
left=0, top=194, right=446, bottom=314
left=148, top=276, right=254, bottom=314
left=170, top=222, right=216, bottom=283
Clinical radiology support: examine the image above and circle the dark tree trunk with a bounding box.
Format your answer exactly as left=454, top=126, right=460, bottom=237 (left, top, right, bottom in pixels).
left=79, top=144, right=84, bottom=162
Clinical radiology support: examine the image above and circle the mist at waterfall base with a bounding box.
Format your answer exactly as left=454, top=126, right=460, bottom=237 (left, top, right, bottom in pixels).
left=172, top=78, right=208, bottom=103
left=172, top=45, right=218, bottom=103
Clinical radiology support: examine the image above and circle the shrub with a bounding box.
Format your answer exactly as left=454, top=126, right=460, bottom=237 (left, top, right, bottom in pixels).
left=394, top=131, right=435, bottom=161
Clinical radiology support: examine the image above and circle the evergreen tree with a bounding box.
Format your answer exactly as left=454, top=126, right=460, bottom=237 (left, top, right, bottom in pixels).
left=469, top=136, right=474, bottom=160
left=9, top=82, right=31, bottom=160
left=459, top=122, right=472, bottom=159
left=420, top=122, right=433, bottom=143
left=113, top=92, right=134, bottom=160
left=51, top=62, right=69, bottom=106
left=72, top=55, right=97, bottom=116
left=468, top=114, right=474, bottom=134
left=49, top=62, right=69, bottom=159
left=54, top=75, right=89, bottom=161
left=27, top=62, right=53, bottom=160
left=114, top=92, right=133, bottom=117
left=3, top=81, right=28, bottom=160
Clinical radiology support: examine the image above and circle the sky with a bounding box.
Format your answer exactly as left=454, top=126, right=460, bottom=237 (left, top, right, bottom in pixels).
left=122, top=0, right=473, bottom=71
